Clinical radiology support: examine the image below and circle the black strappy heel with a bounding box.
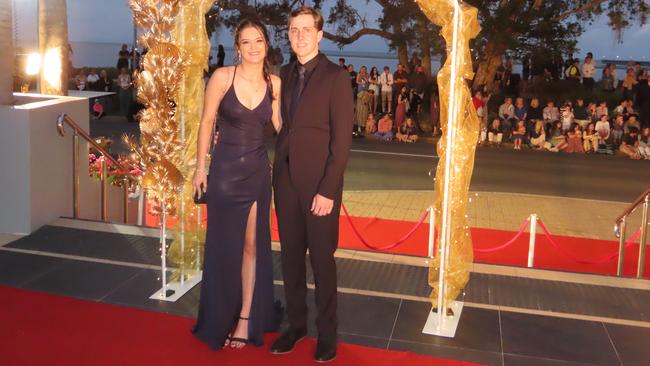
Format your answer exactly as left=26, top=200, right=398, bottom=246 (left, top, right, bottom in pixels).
left=229, top=316, right=250, bottom=348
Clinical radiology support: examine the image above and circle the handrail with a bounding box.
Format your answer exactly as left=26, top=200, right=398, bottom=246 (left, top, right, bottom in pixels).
left=613, top=186, right=650, bottom=278
left=57, top=113, right=131, bottom=176
left=615, top=187, right=650, bottom=225
left=56, top=113, right=132, bottom=223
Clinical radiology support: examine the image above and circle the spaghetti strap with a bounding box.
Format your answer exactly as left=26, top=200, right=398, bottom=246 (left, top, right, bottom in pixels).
left=225, top=65, right=237, bottom=93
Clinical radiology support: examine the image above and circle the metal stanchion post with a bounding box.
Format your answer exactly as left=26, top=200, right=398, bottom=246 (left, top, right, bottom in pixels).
left=138, top=189, right=145, bottom=226
left=100, top=159, right=108, bottom=221
left=436, top=224, right=448, bottom=326
left=160, top=199, right=167, bottom=298
left=527, top=214, right=538, bottom=268
left=122, top=179, right=129, bottom=224
left=636, top=197, right=649, bottom=278
left=72, top=133, right=80, bottom=219
left=180, top=199, right=185, bottom=285
left=428, top=207, right=435, bottom=258
left=617, top=219, right=626, bottom=276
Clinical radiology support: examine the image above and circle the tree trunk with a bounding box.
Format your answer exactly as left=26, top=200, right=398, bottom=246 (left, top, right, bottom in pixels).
left=473, top=41, right=503, bottom=91
left=397, top=42, right=409, bottom=70
left=38, top=0, right=69, bottom=96
left=0, top=0, right=13, bottom=104
left=417, top=16, right=432, bottom=78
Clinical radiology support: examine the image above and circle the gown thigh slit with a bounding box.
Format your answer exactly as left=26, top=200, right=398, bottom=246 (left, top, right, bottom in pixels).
left=192, top=70, right=279, bottom=350
left=239, top=200, right=258, bottom=318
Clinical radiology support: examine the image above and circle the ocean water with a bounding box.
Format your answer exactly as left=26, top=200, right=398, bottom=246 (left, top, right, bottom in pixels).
left=17, top=41, right=629, bottom=81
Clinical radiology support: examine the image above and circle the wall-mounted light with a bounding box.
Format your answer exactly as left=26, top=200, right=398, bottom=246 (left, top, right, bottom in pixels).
left=25, top=53, right=42, bottom=76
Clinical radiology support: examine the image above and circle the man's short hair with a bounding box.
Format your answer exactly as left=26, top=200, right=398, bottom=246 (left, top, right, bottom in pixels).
left=289, top=6, right=324, bottom=31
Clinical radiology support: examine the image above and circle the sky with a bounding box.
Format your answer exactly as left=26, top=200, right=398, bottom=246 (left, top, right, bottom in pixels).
left=11, top=0, right=650, bottom=61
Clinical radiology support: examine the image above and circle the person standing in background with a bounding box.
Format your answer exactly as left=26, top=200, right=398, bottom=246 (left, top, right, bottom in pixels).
left=379, top=66, right=394, bottom=113
left=355, top=89, right=373, bottom=136
left=117, top=67, right=132, bottom=119
left=392, top=64, right=408, bottom=111
left=356, top=66, right=369, bottom=93
left=86, top=69, right=99, bottom=91
left=348, top=64, right=358, bottom=97
left=368, top=67, right=380, bottom=114
left=116, top=44, right=130, bottom=71
left=581, top=53, right=596, bottom=92
left=216, top=44, right=226, bottom=68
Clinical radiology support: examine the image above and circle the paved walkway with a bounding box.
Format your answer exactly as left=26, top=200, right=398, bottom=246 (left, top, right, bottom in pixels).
left=340, top=190, right=641, bottom=241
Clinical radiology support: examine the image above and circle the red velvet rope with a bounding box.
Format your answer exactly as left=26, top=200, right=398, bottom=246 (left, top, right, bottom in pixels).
left=274, top=204, right=644, bottom=265
left=473, top=218, right=531, bottom=253
left=340, top=203, right=430, bottom=251
left=537, top=219, right=643, bottom=265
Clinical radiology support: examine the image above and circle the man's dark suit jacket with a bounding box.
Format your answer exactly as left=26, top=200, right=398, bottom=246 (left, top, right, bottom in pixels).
left=273, top=54, right=354, bottom=201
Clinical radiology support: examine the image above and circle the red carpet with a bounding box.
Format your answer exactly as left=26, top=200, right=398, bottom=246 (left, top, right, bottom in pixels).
left=273, top=211, right=649, bottom=278
left=146, top=207, right=648, bottom=278
left=0, top=285, right=481, bottom=366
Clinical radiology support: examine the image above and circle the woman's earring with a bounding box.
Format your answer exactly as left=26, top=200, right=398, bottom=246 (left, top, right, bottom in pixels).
left=236, top=51, right=242, bottom=64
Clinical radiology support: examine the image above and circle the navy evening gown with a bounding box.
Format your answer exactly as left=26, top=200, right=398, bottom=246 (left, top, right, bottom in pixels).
left=192, top=69, right=280, bottom=349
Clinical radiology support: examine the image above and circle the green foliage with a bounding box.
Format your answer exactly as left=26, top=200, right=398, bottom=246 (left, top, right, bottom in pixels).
left=467, top=0, right=649, bottom=61
left=205, top=0, right=308, bottom=46
left=206, top=0, right=444, bottom=64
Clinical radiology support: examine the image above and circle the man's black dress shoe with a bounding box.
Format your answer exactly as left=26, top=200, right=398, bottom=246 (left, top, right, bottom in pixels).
left=269, top=328, right=307, bottom=354
left=314, top=338, right=337, bottom=363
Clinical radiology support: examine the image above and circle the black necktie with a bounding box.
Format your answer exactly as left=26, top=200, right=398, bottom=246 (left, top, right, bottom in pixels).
left=290, top=65, right=306, bottom=121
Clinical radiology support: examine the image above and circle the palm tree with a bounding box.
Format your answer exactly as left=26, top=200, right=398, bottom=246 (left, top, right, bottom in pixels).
left=38, top=0, right=69, bottom=95
left=0, top=0, right=14, bottom=104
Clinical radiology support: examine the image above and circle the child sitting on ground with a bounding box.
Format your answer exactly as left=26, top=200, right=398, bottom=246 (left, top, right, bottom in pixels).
left=92, top=99, right=104, bottom=120
left=396, top=117, right=418, bottom=143
left=374, top=113, right=394, bottom=141
left=511, top=120, right=526, bottom=150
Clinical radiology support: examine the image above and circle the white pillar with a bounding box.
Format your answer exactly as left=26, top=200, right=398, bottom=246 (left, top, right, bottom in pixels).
left=527, top=214, right=538, bottom=268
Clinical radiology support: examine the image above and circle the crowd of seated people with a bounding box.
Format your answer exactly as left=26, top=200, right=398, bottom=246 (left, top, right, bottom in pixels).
left=477, top=95, right=649, bottom=160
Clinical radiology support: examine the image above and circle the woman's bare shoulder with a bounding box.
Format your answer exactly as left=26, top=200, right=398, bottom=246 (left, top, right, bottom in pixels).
left=270, top=74, right=281, bottom=87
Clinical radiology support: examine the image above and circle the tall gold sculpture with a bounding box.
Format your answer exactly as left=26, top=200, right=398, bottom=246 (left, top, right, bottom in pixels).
left=128, top=0, right=212, bottom=280
left=415, top=0, right=481, bottom=310
left=126, top=0, right=187, bottom=218
left=167, top=0, right=213, bottom=276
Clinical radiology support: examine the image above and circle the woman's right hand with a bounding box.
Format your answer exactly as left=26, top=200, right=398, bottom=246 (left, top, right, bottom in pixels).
left=193, top=169, right=208, bottom=197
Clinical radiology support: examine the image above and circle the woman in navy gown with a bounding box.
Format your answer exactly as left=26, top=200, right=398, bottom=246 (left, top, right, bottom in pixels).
left=191, top=19, right=282, bottom=350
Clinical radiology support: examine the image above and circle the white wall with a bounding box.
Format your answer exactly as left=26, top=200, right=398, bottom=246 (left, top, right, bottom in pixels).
left=1, top=94, right=86, bottom=233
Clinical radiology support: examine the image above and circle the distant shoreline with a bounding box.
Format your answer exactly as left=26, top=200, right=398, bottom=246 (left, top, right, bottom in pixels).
left=14, top=41, right=645, bottom=79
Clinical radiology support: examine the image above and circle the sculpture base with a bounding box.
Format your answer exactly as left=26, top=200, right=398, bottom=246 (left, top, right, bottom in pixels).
left=150, top=270, right=202, bottom=302
left=421, top=301, right=464, bottom=338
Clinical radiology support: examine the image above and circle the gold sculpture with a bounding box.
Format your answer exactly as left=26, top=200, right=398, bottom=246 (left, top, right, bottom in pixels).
left=126, top=0, right=188, bottom=217
left=167, top=0, right=213, bottom=275
left=415, top=0, right=481, bottom=310
left=128, top=0, right=212, bottom=277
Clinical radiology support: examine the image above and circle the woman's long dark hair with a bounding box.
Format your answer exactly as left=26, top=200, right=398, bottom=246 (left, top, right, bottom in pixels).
left=234, top=19, right=275, bottom=99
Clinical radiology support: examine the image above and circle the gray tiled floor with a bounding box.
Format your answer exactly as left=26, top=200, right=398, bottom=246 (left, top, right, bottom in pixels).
left=6, top=225, right=650, bottom=323
left=499, top=312, right=620, bottom=366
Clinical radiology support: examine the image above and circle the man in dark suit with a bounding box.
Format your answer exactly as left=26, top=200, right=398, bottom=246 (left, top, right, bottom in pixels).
left=270, top=6, right=354, bottom=363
